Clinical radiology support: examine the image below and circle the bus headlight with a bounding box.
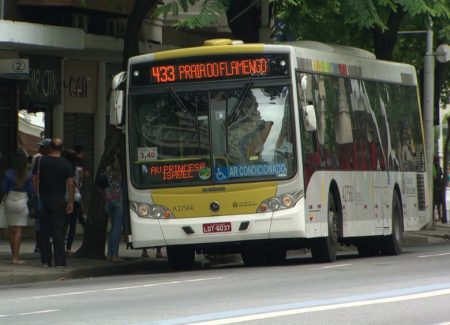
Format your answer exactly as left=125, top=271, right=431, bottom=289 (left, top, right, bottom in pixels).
left=130, top=201, right=173, bottom=219
left=257, top=190, right=303, bottom=213
left=268, top=198, right=281, bottom=211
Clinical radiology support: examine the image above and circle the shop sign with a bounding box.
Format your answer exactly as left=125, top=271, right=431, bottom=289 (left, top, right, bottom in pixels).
left=64, top=60, right=98, bottom=113
left=19, top=56, right=61, bottom=105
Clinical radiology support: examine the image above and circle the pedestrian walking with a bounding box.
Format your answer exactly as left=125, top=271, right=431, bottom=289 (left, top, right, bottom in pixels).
left=433, top=156, right=445, bottom=222
left=73, top=144, right=89, bottom=179
left=101, top=153, right=124, bottom=263
left=30, top=138, right=51, bottom=253
left=73, top=144, right=88, bottom=227
left=62, top=149, right=84, bottom=255
left=0, top=151, right=33, bottom=264
left=33, top=138, right=75, bottom=267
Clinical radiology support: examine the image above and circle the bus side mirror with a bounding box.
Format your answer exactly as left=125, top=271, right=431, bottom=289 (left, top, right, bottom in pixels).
left=303, top=104, right=317, bottom=132
left=110, top=71, right=126, bottom=126
left=300, top=75, right=307, bottom=91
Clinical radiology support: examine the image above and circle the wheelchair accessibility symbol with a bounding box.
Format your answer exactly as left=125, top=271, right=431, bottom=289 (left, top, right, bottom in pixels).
left=213, top=167, right=228, bottom=181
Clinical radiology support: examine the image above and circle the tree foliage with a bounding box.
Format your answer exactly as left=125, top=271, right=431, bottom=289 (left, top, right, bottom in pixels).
left=156, top=0, right=449, bottom=61
left=273, top=0, right=449, bottom=58
left=154, top=0, right=229, bottom=29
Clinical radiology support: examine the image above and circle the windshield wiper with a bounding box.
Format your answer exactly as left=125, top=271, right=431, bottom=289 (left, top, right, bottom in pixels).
left=167, top=87, right=206, bottom=155
left=224, top=82, right=253, bottom=127
left=167, top=86, right=191, bottom=117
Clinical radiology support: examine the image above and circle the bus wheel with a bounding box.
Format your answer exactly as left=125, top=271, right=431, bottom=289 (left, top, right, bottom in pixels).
left=311, top=192, right=338, bottom=263
left=381, top=191, right=403, bottom=255
left=241, top=244, right=266, bottom=267
left=166, top=245, right=195, bottom=271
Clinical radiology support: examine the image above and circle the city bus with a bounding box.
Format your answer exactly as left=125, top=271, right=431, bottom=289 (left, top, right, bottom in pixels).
left=110, top=39, right=428, bottom=270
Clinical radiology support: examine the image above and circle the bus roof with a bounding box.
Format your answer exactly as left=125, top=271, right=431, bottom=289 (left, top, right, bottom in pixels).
left=281, top=40, right=377, bottom=60
left=129, top=39, right=417, bottom=85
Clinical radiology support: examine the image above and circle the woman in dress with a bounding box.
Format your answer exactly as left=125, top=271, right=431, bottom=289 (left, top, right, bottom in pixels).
left=0, top=151, right=32, bottom=264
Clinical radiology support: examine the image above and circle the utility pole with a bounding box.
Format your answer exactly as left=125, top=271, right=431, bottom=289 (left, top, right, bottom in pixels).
left=423, top=22, right=435, bottom=227
left=399, top=20, right=435, bottom=227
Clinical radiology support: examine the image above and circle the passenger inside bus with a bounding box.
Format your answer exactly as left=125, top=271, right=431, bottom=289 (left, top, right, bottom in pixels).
left=226, top=90, right=272, bottom=164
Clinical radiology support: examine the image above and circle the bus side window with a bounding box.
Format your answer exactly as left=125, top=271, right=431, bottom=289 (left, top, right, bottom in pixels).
left=334, top=78, right=354, bottom=170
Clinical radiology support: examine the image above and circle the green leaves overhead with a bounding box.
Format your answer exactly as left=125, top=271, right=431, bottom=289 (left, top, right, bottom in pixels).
left=274, top=0, right=449, bottom=33
left=151, top=0, right=449, bottom=56
left=153, top=0, right=229, bottom=29
left=154, top=1, right=181, bottom=17
left=153, top=0, right=449, bottom=38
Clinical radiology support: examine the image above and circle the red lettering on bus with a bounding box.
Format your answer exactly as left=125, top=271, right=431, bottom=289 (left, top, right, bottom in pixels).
left=218, top=62, right=226, bottom=76
left=178, top=65, right=186, bottom=80
left=150, top=58, right=270, bottom=83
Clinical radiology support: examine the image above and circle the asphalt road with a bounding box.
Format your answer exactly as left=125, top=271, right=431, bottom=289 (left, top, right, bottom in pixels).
left=1, top=244, right=450, bottom=325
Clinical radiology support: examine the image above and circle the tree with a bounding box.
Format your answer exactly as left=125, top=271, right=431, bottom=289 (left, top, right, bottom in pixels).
left=122, top=1, right=159, bottom=70
left=273, top=0, right=449, bottom=60
left=225, top=0, right=260, bottom=43
left=76, top=0, right=160, bottom=258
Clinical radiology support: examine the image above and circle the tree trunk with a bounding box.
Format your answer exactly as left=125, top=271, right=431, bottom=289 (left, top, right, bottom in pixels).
left=226, top=0, right=260, bottom=43
left=76, top=0, right=158, bottom=258
left=75, top=127, right=123, bottom=258
left=122, top=0, right=158, bottom=69
left=371, top=6, right=405, bottom=60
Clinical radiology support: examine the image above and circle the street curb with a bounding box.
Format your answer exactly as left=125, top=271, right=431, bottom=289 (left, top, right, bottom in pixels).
left=67, top=259, right=168, bottom=279
left=0, top=271, right=66, bottom=286
left=0, top=259, right=169, bottom=286
left=404, top=232, right=450, bottom=246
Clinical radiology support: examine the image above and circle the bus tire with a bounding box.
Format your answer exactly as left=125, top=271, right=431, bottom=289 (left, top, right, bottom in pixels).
left=166, top=245, right=195, bottom=271
left=381, top=191, right=403, bottom=255
left=311, top=192, right=338, bottom=263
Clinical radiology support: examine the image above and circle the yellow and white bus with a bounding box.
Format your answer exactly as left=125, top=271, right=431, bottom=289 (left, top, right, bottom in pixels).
left=110, top=39, right=428, bottom=270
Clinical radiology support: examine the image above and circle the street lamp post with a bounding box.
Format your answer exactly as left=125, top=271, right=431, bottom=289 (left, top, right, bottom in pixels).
left=399, top=23, right=435, bottom=226
left=424, top=27, right=435, bottom=226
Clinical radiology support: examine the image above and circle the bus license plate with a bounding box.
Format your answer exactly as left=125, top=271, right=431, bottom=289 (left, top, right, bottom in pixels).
left=203, top=222, right=232, bottom=233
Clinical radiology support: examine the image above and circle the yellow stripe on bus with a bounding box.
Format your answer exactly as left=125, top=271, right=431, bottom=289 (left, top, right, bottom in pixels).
left=152, top=181, right=277, bottom=218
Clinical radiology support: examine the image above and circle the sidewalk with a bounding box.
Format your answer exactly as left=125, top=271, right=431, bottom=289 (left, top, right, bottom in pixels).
left=404, top=221, right=450, bottom=244
left=0, top=234, right=170, bottom=286
left=1, top=223, right=449, bottom=286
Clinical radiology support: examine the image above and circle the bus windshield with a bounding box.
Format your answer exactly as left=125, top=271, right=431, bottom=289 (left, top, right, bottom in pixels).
left=129, top=84, right=295, bottom=187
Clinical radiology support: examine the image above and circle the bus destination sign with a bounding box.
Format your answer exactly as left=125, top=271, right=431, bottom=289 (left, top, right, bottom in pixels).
left=151, top=58, right=268, bottom=83
left=131, top=54, right=289, bottom=86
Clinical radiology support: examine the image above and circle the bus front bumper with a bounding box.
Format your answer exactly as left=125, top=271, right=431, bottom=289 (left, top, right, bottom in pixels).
left=129, top=201, right=308, bottom=248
